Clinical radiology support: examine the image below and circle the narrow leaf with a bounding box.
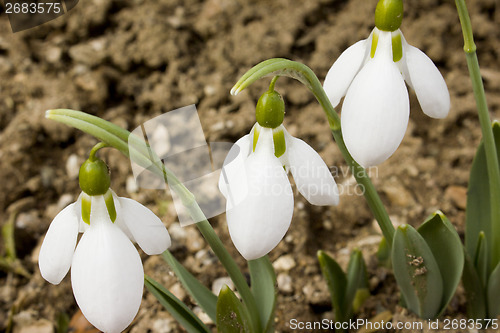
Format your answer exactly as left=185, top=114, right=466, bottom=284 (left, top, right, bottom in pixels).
left=217, top=285, right=250, bottom=333
left=376, top=237, right=391, bottom=268
left=392, top=224, right=443, bottom=319
left=345, top=249, right=369, bottom=316
left=417, top=211, right=464, bottom=316
left=248, top=256, right=276, bottom=333
left=145, top=276, right=211, bottom=333
left=475, top=232, right=489, bottom=287
left=466, top=121, right=500, bottom=266
left=2, top=212, right=17, bottom=260
left=488, top=262, right=500, bottom=318
left=462, top=248, right=487, bottom=319
left=162, top=251, right=217, bottom=322
left=317, top=250, right=347, bottom=322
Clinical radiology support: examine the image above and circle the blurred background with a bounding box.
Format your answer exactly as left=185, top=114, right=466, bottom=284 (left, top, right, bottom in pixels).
left=1, top=0, right=499, bottom=331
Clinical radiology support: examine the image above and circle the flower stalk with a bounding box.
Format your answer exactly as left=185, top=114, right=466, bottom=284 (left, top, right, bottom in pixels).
left=231, top=59, right=395, bottom=245
left=455, top=0, right=500, bottom=269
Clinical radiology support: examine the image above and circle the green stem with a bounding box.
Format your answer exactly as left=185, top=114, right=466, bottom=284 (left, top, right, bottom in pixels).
left=88, top=142, right=109, bottom=161
left=269, top=76, right=279, bottom=92
left=46, top=109, right=261, bottom=332
left=332, top=129, right=395, bottom=245
left=455, top=0, right=500, bottom=269
left=231, top=59, right=395, bottom=245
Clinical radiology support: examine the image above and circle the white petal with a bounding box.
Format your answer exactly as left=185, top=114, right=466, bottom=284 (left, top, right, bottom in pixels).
left=226, top=129, right=294, bottom=260
left=323, top=38, right=370, bottom=108
left=117, top=196, right=171, bottom=255
left=286, top=135, right=339, bottom=206
left=218, top=133, right=252, bottom=207
left=342, top=32, right=409, bottom=167
left=401, top=39, right=450, bottom=119
left=38, top=203, right=79, bottom=285
left=71, top=199, right=144, bottom=333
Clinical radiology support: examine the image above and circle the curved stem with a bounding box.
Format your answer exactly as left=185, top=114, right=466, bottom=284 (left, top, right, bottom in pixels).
left=455, top=0, right=500, bottom=269
left=45, top=109, right=262, bottom=332
left=231, top=59, right=395, bottom=245
left=88, top=142, right=109, bottom=161
left=269, top=76, right=279, bottom=92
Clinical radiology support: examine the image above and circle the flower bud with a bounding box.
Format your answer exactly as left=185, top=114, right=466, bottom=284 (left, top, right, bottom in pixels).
left=375, top=0, right=403, bottom=32
left=79, top=158, right=111, bottom=196
left=256, top=89, right=285, bottom=129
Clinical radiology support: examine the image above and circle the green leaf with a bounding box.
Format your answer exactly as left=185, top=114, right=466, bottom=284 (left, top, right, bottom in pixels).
left=345, top=249, right=369, bottom=316
left=488, top=262, right=500, bottom=318
left=55, top=312, right=69, bottom=333
left=216, top=285, right=251, bottom=333
left=462, top=247, right=487, bottom=319
left=317, top=250, right=347, bottom=322
left=465, top=121, right=500, bottom=267
left=248, top=256, right=276, bottom=333
left=145, top=276, right=211, bottom=333
left=376, top=237, right=391, bottom=268
left=475, top=232, right=489, bottom=287
left=417, top=211, right=464, bottom=316
left=162, top=251, right=217, bottom=322
left=2, top=212, right=17, bottom=260
left=392, top=224, right=443, bottom=319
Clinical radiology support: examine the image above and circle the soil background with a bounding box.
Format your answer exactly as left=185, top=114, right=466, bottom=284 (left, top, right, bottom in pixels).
left=1, top=0, right=500, bottom=332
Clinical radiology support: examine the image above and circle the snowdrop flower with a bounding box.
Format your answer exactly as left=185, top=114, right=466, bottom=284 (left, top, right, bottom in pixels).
left=323, top=0, right=450, bottom=167
left=219, top=84, right=339, bottom=260
left=39, top=151, right=171, bottom=333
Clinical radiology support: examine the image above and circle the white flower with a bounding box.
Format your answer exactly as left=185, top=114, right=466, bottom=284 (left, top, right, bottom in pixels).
left=323, top=27, right=450, bottom=167
left=219, top=123, right=339, bottom=260
left=39, top=190, right=171, bottom=333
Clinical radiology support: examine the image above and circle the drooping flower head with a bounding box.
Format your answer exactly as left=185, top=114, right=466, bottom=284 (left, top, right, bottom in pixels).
left=219, top=79, right=339, bottom=260
left=323, top=0, right=450, bottom=167
left=39, top=145, right=171, bottom=333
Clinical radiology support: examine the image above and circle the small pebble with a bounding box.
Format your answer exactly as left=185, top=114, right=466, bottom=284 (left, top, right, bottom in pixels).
left=168, top=223, right=187, bottom=242
left=185, top=228, right=204, bottom=252
left=210, top=121, right=225, bottom=132
left=273, top=254, right=296, bottom=272
left=302, top=277, right=330, bottom=306
left=152, top=318, right=174, bottom=333
left=66, top=154, right=80, bottom=179
left=193, top=307, right=214, bottom=325
left=58, top=193, right=74, bottom=210
left=16, top=211, right=40, bottom=229
left=126, top=176, right=139, bottom=193
left=212, top=277, right=234, bottom=295
left=445, top=185, right=467, bottom=210
left=277, top=273, right=293, bottom=293
left=169, top=283, right=186, bottom=301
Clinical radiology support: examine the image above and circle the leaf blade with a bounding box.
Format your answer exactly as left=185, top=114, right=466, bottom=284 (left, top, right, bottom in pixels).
left=145, top=275, right=211, bottom=333
left=462, top=247, right=487, bottom=319
left=162, top=251, right=217, bottom=322
left=417, top=211, right=464, bottom=316
left=317, top=250, right=348, bottom=322
left=466, top=121, right=500, bottom=267
left=217, top=285, right=251, bottom=333
left=248, top=256, right=276, bottom=333
left=392, top=224, right=443, bottom=319
left=345, top=249, right=369, bottom=316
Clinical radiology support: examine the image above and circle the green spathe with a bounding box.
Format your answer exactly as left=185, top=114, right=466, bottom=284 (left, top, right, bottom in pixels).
left=375, top=0, right=403, bottom=32
left=79, top=158, right=111, bottom=196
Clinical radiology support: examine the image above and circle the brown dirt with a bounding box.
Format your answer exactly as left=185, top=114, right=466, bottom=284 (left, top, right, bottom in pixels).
left=1, top=0, right=499, bottom=332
